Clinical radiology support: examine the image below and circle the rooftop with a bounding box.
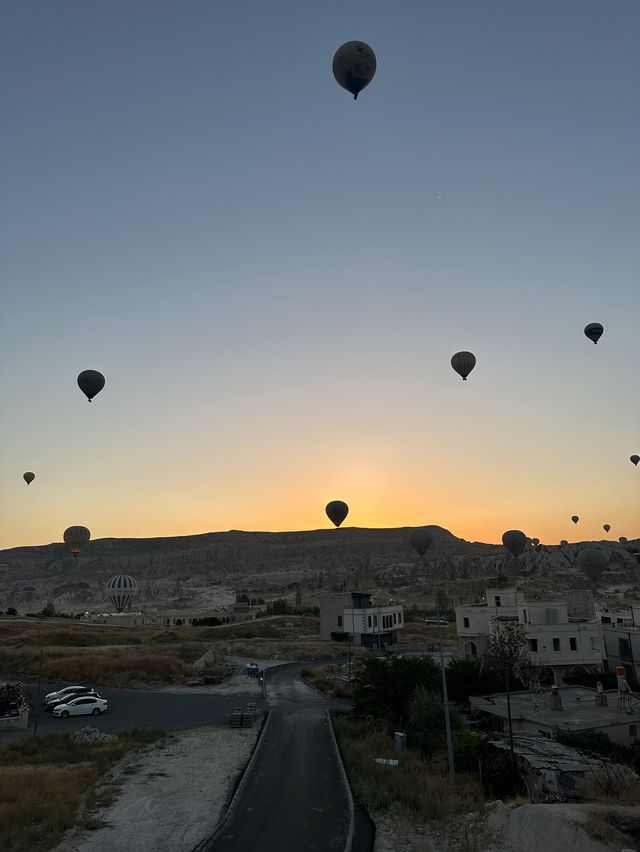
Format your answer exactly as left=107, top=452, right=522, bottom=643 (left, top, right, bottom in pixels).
left=471, top=686, right=640, bottom=731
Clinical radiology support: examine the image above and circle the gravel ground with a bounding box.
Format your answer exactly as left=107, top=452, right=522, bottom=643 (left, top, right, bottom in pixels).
left=55, top=726, right=259, bottom=852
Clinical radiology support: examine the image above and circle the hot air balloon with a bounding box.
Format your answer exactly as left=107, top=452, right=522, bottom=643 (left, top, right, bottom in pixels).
left=326, top=500, right=349, bottom=528
left=502, top=530, right=527, bottom=558
left=23, top=472, right=35, bottom=485
left=409, top=528, right=433, bottom=557
left=77, top=370, right=105, bottom=402
left=63, top=526, right=90, bottom=557
left=560, top=539, right=568, bottom=546
left=619, top=536, right=628, bottom=543
left=584, top=323, right=603, bottom=344
left=451, top=351, right=476, bottom=381
left=631, top=455, right=639, bottom=467
left=107, top=575, right=138, bottom=612
left=571, top=516, right=579, bottom=525
left=332, top=41, right=376, bottom=100
left=577, top=548, right=608, bottom=583
left=603, top=524, right=611, bottom=533
left=531, top=538, right=540, bottom=546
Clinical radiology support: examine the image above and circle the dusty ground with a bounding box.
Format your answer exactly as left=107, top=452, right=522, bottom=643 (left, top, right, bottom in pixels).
left=55, top=726, right=259, bottom=852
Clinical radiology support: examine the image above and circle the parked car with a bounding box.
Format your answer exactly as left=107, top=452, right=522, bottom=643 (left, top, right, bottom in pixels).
left=43, top=685, right=89, bottom=704
left=53, top=696, right=108, bottom=718
left=45, top=690, right=100, bottom=712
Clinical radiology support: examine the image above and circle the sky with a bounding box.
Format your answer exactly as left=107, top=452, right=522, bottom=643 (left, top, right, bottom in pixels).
left=1, top=1, right=638, bottom=550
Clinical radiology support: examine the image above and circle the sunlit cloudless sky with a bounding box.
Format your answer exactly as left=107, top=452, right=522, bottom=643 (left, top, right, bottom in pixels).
left=1, top=0, right=638, bottom=549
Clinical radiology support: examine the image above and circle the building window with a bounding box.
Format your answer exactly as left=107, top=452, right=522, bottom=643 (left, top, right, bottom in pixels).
left=374, top=615, right=377, bottom=627
left=393, top=612, right=397, bottom=624
left=546, top=608, right=558, bottom=625
left=399, top=612, right=403, bottom=623
left=337, top=615, right=342, bottom=627
left=630, top=725, right=638, bottom=738
left=528, top=638, right=538, bottom=652
left=494, top=596, right=501, bottom=608
left=570, top=637, right=577, bottom=651
left=522, top=609, right=527, bottom=624
left=553, top=638, right=561, bottom=652
left=367, top=615, right=372, bottom=628
left=463, top=617, right=470, bottom=628
left=619, top=638, right=632, bottom=660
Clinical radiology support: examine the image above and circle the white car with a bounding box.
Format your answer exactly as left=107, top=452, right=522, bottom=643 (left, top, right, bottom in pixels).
left=44, top=685, right=88, bottom=703
left=53, top=696, right=108, bottom=718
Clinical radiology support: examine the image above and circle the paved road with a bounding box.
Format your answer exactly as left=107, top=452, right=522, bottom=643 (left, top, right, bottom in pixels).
left=206, top=663, right=355, bottom=852
left=4, top=681, right=267, bottom=740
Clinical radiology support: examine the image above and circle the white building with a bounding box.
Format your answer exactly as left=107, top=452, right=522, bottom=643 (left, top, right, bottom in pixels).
left=319, top=591, right=405, bottom=649
left=456, top=588, right=605, bottom=683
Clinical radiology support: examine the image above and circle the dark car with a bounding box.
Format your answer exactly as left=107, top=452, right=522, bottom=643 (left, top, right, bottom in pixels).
left=45, top=689, right=99, bottom=712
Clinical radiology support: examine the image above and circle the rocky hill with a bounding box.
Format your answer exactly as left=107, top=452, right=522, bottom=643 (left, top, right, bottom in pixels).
left=0, top=527, right=637, bottom=614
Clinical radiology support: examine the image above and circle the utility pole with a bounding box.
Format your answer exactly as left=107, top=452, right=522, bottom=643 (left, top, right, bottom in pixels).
left=426, top=557, right=455, bottom=783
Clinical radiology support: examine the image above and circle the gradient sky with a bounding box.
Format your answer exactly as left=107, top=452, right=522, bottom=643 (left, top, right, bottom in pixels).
left=1, top=1, right=638, bottom=550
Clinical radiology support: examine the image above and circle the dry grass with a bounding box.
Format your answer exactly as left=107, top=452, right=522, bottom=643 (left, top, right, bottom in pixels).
left=584, top=811, right=639, bottom=850
left=332, top=713, right=483, bottom=822
left=0, top=729, right=163, bottom=851
left=301, top=665, right=354, bottom=699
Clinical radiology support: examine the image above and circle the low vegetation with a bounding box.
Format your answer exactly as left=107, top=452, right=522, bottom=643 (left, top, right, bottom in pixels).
left=301, top=664, right=354, bottom=699
left=0, top=729, right=163, bottom=851
left=332, top=713, right=483, bottom=821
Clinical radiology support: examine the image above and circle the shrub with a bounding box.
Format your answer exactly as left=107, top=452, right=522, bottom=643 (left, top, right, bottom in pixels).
left=407, top=686, right=463, bottom=758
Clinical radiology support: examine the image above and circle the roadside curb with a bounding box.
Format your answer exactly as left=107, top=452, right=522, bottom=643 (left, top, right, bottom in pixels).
left=327, top=709, right=355, bottom=852
left=193, top=709, right=272, bottom=851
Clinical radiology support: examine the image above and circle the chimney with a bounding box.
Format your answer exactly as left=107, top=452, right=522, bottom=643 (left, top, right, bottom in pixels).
left=550, top=685, right=563, bottom=711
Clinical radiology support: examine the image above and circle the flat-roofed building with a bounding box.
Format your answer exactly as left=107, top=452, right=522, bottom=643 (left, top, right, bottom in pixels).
left=319, top=591, right=404, bottom=649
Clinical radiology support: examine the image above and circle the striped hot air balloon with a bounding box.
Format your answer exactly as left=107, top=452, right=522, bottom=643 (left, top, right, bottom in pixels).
left=106, top=575, right=138, bottom=612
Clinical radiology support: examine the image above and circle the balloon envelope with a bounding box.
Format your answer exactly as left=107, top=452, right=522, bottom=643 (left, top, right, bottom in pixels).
left=332, top=41, right=376, bottom=99
left=23, top=472, right=35, bottom=485
left=577, top=548, right=608, bottom=583
left=560, top=540, right=568, bottom=546
left=603, top=524, right=611, bottom=533
left=584, top=323, right=603, bottom=344
left=77, top=370, right=105, bottom=402
left=502, top=530, right=527, bottom=557
left=631, top=455, right=639, bottom=466
left=571, top=516, right=579, bottom=524
left=619, top=537, right=627, bottom=543
left=451, top=351, right=476, bottom=381
left=326, top=500, right=349, bottom=528
left=408, top=528, right=433, bottom=557
left=63, top=525, right=91, bottom=557
left=531, top=538, right=540, bottom=546
left=107, top=575, right=138, bottom=612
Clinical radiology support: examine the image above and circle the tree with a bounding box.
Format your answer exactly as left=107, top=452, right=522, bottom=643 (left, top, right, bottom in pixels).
left=353, top=656, right=441, bottom=731
left=483, top=618, right=532, bottom=686
left=445, top=656, right=507, bottom=703
left=42, top=602, right=56, bottom=618
left=5, top=607, right=17, bottom=616
left=408, top=686, right=462, bottom=758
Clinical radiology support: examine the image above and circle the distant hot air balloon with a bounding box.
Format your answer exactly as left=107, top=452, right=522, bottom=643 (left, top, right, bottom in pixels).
left=619, top=536, right=628, bottom=543
left=23, top=472, right=35, bottom=485
left=531, top=538, right=540, bottom=546
left=584, top=323, right=603, bottom=344
left=63, top=525, right=90, bottom=557
left=77, top=370, right=105, bottom=402
left=502, top=530, right=527, bottom=558
left=577, top=548, right=608, bottom=583
left=326, top=500, right=349, bottom=528
left=451, top=351, right=476, bottom=381
left=332, top=41, right=377, bottom=100
left=571, top=515, right=579, bottom=525
left=409, top=528, right=433, bottom=557
left=603, top=524, right=611, bottom=533
left=107, top=575, right=138, bottom=612
left=631, top=455, right=639, bottom=467
left=560, top=539, right=568, bottom=546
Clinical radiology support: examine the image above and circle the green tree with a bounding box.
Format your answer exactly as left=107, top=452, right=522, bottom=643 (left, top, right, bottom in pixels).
left=352, top=656, right=441, bottom=731
left=483, top=618, right=532, bottom=687
left=445, top=656, right=508, bottom=703
left=408, top=686, right=462, bottom=758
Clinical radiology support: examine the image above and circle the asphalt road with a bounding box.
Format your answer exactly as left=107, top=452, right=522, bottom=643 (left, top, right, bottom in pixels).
left=205, top=663, right=359, bottom=852
left=8, top=681, right=267, bottom=739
